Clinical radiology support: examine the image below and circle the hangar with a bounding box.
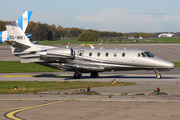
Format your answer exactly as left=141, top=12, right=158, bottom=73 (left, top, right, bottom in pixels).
left=158, top=33, right=174, bottom=37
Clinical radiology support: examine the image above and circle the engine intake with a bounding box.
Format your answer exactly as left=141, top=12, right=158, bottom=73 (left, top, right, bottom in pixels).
left=36, top=48, right=75, bottom=62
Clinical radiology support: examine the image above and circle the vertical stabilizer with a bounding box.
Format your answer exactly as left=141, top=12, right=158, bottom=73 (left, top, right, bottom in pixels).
left=16, top=11, right=33, bottom=32
left=5, top=21, right=33, bottom=48
left=0, top=11, right=33, bottom=43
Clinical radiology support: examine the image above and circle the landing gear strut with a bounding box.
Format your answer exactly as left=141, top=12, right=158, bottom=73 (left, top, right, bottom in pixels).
left=154, top=69, right=161, bottom=79
left=90, top=72, right=99, bottom=78
left=74, top=71, right=82, bottom=79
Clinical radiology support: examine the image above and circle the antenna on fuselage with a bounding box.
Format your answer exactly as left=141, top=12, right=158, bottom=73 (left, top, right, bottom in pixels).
left=90, top=45, right=95, bottom=49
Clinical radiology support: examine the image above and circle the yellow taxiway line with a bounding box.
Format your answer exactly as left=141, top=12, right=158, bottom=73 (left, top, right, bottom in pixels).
left=3, top=87, right=180, bottom=120
left=0, top=105, right=37, bottom=112
left=2, top=75, right=69, bottom=77
left=4, top=95, right=107, bottom=120
left=2, top=75, right=34, bottom=77
left=5, top=100, right=68, bottom=120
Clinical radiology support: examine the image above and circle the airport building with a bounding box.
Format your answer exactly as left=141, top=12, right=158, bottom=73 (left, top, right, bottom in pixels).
left=158, top=33, right=174, bottom=37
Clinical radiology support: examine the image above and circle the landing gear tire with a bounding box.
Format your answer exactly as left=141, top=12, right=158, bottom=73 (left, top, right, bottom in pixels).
left=74, top=71, right=82, bottom=79
left=156, top=74, right=161, bottom=79
left=91, top=72, right=98, bottom=78
left=154, top=69, right=162, bottom=79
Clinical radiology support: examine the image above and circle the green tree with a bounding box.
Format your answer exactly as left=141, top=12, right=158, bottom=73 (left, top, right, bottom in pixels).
left=138, top=33, right=151, bottom=38
left=78, top=31, right=98, bottom=41
left=133, top=34, right=139, bottom=38
left=50, top=24, right=57, bottom=39
left=108, top=32, right=117, bottom=37
left=99, top=31, right=109, bottom=37
left=0, top=21, right=6, bottom=31
left=70, top=28, right=83, bottom=38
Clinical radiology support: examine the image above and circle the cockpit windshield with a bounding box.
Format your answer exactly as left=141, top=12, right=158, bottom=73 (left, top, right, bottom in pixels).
left=141, top=53, right=146, bottom=57
left=144, top=52, right=154, bottom=57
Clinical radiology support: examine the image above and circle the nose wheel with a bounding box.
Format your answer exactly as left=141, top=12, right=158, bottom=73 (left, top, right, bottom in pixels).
left=154, top=69, right=162, bottom=79
left=156, top=73, right=161, bottom=79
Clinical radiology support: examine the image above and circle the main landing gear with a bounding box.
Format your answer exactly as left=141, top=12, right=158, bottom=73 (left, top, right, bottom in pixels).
left=154, top=69, right=162, bottom=79
left=73, top=71, right=82, bottom=79
left=90, top=72, right=99, bottom=78
left=73, top=71, right=99, bottom=79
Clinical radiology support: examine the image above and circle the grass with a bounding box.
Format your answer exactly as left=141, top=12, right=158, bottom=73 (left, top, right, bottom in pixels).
left=1, top=37, right=180, bottom=46
left=0, top=61, right=179, bottom=73
left=84, top=92, right=101, bottom=95
left=38, top=39, right=93, bottom=45
left=121, top=93, right=128, bottom=95
left=0, top=81, right=135, bottom=94
left=135, top=93, right=145, bottom=95
left=173, top=62, right=180, bottom=67
left=0, top=61, right=61, bottom=73
left=36, top=37, right=180, bottom=45
left=0, top=43, right=8, bottom=46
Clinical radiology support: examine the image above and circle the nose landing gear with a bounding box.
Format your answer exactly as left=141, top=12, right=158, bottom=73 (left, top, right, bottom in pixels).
left=154, top=69, right=162, bottom=79
left=156, top=73, right=162, bottom=79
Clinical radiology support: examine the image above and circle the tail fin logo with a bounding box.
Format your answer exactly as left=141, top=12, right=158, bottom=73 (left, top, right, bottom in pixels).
left=23, top=18, right=27, bottom=22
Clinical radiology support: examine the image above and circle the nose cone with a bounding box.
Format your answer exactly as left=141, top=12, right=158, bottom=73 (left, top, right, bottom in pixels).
left=153, top=57, right=175, bottom=70
left=160, top=60, right=175, bottom=70
left=167, top=62, right=175, bottom=69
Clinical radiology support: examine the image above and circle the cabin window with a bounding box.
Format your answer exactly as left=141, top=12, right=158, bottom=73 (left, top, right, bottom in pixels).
left=105, top=53, right=109, bottom=57
left=141, top=53, right=146, bottom=57
left=122, top=53, right=125, bottom=57
left=138, top=53, right=141, bottom=57
left=79, top=53, right=82, bottom=56
left=114, top=52, right=117, bottom=57
left=89, top=52, right=92, bottom=57
left=97, top=52, right=100, bottom=57
left=144, top=52, right=154, bottom=57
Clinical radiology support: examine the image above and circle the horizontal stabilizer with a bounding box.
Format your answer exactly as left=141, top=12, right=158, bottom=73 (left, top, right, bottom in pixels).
left=21, top=58, right=44, bottom=63
left=5, top=41, right=31, bottom=48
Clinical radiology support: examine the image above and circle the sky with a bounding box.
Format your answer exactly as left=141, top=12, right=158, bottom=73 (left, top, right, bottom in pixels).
left=1, top=0, right=180, bottom=33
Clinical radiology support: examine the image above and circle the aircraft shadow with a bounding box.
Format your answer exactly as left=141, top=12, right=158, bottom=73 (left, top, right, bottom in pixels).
left=31, top=74, right=178, bottom=80
left=33, top=74, right=72, bottom=78
left=79, top=76, right=178, bottom=80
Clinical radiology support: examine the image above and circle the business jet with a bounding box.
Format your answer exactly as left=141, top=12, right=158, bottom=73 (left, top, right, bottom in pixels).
left=3, top=13, right=174, bottom=79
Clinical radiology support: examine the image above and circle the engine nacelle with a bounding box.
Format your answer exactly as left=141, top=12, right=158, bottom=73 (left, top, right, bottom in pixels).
left=36, top=48, right=75, bottom=62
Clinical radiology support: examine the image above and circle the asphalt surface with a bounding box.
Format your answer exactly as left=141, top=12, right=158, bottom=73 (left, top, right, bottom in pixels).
left=0, top=67, right=179, bottom=81
left=0, top=44, right=180, bottom=61
left=0, top=70, right=180, bottom=120
left=0, top=44, right=180, bottom=120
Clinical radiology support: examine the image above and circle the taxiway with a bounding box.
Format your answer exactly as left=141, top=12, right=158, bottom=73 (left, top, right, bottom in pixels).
left=0, top=44, right=180, bottom=120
